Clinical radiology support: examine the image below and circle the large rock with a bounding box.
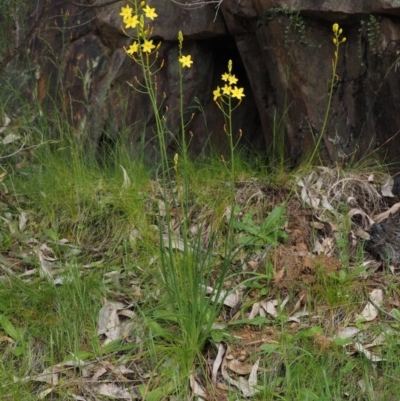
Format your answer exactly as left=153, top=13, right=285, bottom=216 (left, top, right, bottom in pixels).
left=26, top=0, right=400, bottom=165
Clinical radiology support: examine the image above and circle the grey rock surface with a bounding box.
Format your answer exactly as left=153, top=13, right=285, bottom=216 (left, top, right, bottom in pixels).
left=23, top=0, right=400, bottom=165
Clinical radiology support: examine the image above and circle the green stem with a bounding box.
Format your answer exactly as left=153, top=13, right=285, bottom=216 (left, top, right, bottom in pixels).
left=309, top=42, right=340, bottom=165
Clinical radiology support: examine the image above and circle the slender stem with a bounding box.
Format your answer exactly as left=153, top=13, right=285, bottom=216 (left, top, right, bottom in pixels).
left=308, top=26, right=345, bottom=165
left=309, top=44, right=339, bottom=165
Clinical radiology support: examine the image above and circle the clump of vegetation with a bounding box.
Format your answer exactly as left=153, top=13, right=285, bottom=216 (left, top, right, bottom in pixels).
left=1, top=2, right=400, bottom=400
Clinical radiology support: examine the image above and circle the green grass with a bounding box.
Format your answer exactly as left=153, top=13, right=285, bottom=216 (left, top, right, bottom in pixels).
left=1, top=132, right=399, bottom=399
left=1, top=11, right=400, bottom=396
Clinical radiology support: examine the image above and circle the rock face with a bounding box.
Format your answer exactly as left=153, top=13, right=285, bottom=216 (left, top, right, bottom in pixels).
left=27, top=0, right=400, bottom=165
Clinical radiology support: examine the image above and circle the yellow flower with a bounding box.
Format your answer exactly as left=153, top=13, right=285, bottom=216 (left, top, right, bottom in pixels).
left=332, top=23, right=339, bottom=33
left=333, top=38, right=337, bottom=45
left=222, top=84, right=231, bottom=95
left=120, top=5, right=133, bottom=20
left=231, top=86, right=245, bottom=100
left=221, top=73, right=230, bottom=82
left=143, top=5, right=158, bottom=20
left=179, top=55, right=193, bottom=68
left=126, top=42, right=139, bottom=55
left=228, top=74, right=238, bottom=85
left=213, top=86, right=221, bottom=101
left=125, top=15, right=140, bottom=29
left=342, top=37, right=347, bottom=43
left=142, top=39, right=156, bottom=53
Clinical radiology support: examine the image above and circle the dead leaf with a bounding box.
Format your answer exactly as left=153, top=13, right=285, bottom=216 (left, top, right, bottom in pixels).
left=0, top=113, right=11, bottom=134
left=374, top=202, right=400, bottom=223
left=356, top=289, right=383, bottom=322
left=336, top=326, right=361, bottom=339
left=18, top=212, right=28, bottom=232
left=205, top=286, right=240, bottom=308
left=190, top=374, right=208, bottom=400
left=321, top=195, right=334, bottom=211
left=2, top=133, right=19, bottom=145
left=95, top=383, right=135, bottom=400
left=313, top=240, right=324, bottom=255
left=221, top=354, right=260, bottom=397
left=212, top=343, right=225, bottom=384
left=353, top=342, right=385, bottom=362
left=227, top=359, right=254, bottom=375
left=97, top=300, right=128, bottom=344
left=273, top=266, right=285, bottom=282
left=349, top=208, right=375, bottom=228
left=37, top=243, right=57, bottom=280
left=260, top=300, right=278, bottom=318
left=381, top=176, right=394, bottom=197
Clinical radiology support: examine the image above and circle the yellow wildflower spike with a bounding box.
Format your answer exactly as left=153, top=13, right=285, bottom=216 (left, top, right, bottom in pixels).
left=143, top=5, right=158, bottom=20
left=213, top=87, right=221, bottom=102
left=125, top=15, right=139, bottom=29
left=221, top=72, right=230, bottom=82
left=142, top=39, right=156, bottom=53
left=228, top=75, right=238, bottom=85
left=222, top=84, right=231, bottom=95
left=120, top=5, right=133, bottom=20
left=179, top=55, right=193, bottom=68
left=231, top=86, right=245, bottom=100
left=126, top=42, right=139, bottom=55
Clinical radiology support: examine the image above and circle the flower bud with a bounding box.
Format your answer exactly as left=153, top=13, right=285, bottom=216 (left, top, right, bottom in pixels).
left=332, top=23, right=339, bottom=33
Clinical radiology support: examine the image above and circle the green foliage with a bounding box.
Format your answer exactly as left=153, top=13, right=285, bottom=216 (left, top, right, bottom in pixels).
left=232, top=205, right=288, bottom=247
left=258, top=8, right=306, bottom=43
left=258, top=7, right=320, bottom=49
left=358, top=14, right=381, bottom=64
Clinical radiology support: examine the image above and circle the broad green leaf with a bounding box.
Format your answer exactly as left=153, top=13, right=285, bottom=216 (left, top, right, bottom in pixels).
left=262, top=205, right=286, bottom=230
left=44, top=228, right=59, bottom=241
left=341, top=361, right=355, bottom=373
left=260, top=343, right=280, bottom=353
left=333, top=337, right=353, bottom=347
left=64, top=350, right=94, bottom=362
left=138, top=384, right=174, bottom=401
left=294, top=326, right=323, bottom=339
left=0, top=314, right=20, bottom=341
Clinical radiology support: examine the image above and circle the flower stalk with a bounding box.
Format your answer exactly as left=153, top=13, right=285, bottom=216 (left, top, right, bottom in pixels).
left=309, top=23, right=346, bottom=165
left=213, top=60, right=245, bottom=190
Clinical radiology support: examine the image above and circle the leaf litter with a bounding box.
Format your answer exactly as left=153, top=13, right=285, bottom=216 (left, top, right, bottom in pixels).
left=1, top=167, right=400, bottom=399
